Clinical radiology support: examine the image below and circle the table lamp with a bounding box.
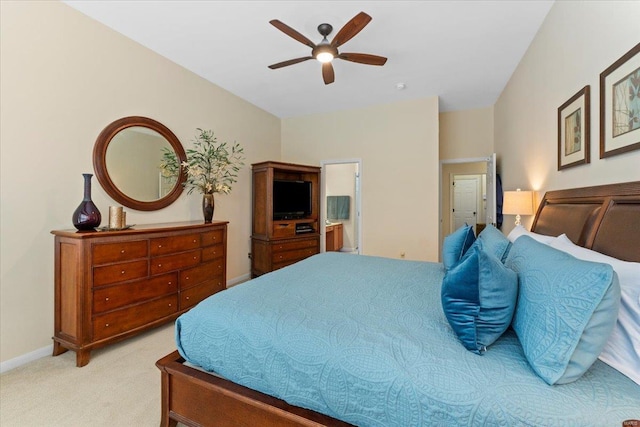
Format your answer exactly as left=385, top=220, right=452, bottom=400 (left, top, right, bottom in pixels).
left=503, top=189, right=534, bottom=226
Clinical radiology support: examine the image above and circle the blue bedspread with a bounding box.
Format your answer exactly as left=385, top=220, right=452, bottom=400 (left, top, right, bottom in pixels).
left=176, top=252, right=640, bottom=426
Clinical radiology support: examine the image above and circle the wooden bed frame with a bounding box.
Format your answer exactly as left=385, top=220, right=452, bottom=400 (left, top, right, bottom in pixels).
left=156, top=181, right=640, bottom=427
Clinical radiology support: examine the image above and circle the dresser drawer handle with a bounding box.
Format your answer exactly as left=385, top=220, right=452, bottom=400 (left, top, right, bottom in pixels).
left=121, top=270, right=125, bottom=274
left=158, top=244, right=162, bottom=248
left=158, top=264, right=162, bottom=268
left=185, top=276, right=189, bottom=280
left=105, top=323, right=109, bottom=327
left=193, top=239, right=197, bottom=243
left=168, top=281, right=172, bottom=285
left=120, top=250, right=125, bottom=254
left=105, top=297, right=109, bottom=301
left=168, top=303, right=172, bottom=307
left=186, top=296, right=190, bottom=300
left=193, top=256, right=197, bottom=260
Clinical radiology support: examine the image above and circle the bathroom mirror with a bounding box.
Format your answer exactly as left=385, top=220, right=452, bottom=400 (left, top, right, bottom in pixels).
left=93, top=116, right=187, bottom=211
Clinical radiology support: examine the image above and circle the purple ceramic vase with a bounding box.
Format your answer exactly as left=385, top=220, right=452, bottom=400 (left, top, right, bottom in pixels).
left=72, top=173, right=101, bottom=230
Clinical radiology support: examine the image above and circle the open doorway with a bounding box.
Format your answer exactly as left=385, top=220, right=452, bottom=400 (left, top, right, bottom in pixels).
left=450, top=174, right=486, bottom=234
left=321, top=159, right=362, bottom=254
left=439, top=154, right=496, bottom=260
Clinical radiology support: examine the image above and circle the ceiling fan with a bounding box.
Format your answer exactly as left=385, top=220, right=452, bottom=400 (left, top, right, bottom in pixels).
left=268, top=11, right=387, bottom=85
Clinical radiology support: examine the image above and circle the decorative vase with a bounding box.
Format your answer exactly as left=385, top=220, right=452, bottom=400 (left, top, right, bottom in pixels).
left=202, top=193, right=214, bottom=223
left=72, top=173, right=102, bottom=230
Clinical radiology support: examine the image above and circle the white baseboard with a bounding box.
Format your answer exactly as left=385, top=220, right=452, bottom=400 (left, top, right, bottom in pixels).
left=1, top=344, right=52, bottom=374
left=227, top=272, right=250, bottom=287
left=1, top=274, right=252, bottom=374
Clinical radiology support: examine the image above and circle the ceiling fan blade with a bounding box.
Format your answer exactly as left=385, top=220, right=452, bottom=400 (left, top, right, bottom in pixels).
left=322, top=62, right=335, bottom=85
left=331, top=12, right=372, bottom=48
left=338, top=53, right=387, bottom=66
left=268, top=56, right=314, bottom=69
left=269, top=20, right=316, bottom=49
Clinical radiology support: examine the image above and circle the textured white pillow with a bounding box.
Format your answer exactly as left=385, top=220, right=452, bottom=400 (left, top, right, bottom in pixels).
left=550, top=234, right=640, bottom=385
left=507, top=225, right=556, bottom=244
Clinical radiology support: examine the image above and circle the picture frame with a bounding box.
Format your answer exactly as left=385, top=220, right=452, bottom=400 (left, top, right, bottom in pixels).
left=600, top=42, right=640, bottom=159
left=558, top=85, right=590, bottom=170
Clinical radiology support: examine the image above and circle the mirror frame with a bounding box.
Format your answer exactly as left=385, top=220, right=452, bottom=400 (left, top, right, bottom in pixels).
left=93, top=116, right=187, bottom=211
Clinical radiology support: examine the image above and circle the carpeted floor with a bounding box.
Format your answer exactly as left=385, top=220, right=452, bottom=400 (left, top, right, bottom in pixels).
left=0, top=322, right=177, bottom=426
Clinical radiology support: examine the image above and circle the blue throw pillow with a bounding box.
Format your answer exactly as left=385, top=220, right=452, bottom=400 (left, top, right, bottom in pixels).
left=477, top=224, right=511, bottom=262
left=505, top=236, right=620, bottom=385
left=441, top=241, right=518, bottom=354
left=442, top=224, right=475, bottom=270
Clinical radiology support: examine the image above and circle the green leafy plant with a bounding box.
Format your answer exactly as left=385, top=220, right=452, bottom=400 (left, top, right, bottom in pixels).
left=160, top=128, right=245, bottom=195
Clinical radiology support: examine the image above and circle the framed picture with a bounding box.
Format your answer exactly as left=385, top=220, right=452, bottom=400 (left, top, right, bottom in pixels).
left=600, top=42, right=640, bottom=158
left=558, top=85, right=590, bottom=170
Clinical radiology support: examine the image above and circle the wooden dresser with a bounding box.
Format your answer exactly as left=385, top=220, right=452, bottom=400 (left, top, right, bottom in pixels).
left=51, top=221, right=227, bottom=366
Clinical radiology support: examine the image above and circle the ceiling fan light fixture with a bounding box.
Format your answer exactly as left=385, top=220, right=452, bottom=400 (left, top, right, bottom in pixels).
left=316, top=51, right=334, bottom=63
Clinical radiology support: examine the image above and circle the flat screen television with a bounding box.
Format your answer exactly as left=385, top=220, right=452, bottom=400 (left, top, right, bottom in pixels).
left=273, top=180, right=312, bottom=220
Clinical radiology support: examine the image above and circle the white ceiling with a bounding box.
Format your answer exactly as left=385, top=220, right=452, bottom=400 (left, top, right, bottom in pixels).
left=63, top=0, right=554, bottom=118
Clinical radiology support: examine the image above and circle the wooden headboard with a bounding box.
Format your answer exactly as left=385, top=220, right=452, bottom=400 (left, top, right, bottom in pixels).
left=531, top=181, right=640, bottom=262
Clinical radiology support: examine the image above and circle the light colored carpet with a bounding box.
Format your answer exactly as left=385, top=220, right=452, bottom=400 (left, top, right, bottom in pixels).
left=0, top=323, right=178, bottom=426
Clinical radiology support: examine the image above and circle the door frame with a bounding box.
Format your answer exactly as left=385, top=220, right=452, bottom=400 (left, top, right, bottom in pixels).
left=320, top=158, right=363, bottom=254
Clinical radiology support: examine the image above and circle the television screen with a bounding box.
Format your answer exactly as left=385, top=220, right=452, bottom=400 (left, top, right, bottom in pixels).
left=273, top=180, right=312, bottom=219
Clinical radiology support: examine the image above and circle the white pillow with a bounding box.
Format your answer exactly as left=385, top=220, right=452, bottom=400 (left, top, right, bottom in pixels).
left=550, top=234, right=640, bottom=385
left=507, top=225, right=556, bottom=244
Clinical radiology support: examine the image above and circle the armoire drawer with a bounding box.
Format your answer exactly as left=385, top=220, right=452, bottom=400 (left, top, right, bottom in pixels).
left=93, top=294, right=178, bottom=341
left=151, top=250, right=201, bottom=275
left=93, top=260, right=148, bottom=287
left=272, top=239, right=318, bottom=253
left=272, top=246, right=318, bottom=264
left=92, top=240, right=148, bottom=265
left=93, top=273, right=178, bottom=314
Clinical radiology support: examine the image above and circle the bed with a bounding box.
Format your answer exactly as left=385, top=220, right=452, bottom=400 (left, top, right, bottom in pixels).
left=157, top=181, right=640, bottom=427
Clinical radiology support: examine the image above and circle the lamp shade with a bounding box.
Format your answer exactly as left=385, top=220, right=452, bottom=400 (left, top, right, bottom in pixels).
left=503, top=189, right=534, bottom=216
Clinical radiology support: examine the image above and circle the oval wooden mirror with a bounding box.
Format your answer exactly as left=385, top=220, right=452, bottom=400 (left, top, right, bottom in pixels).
left=93, top=116, right=187, bottom=211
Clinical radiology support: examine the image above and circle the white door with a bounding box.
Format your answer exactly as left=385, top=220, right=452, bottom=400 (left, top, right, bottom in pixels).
left=452, top=176, right=479, bottom=232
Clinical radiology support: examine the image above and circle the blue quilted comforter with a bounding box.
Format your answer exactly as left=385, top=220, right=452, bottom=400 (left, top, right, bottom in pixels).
left=176, top=252, right=640, bottom=426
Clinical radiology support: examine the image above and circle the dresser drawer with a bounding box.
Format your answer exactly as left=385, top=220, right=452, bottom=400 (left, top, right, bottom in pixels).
left=272, top=238, right=318, bottom=253
left=93, top=294, right=178, bottom=341
left=151, top=250, right=201, bottom=275
left=180, top=261, right=223, bottom=290
left=180, top=279, right=224, bottom=310
left=150, top=234, right=200, bottom=256
left=202, top=244, right=224, bottom=262
left=92, top=240, right=148, bottom=265
left=93, top=260, right=148, bottom=287
left=201, top=229, right=224, bottom=246
left=272, top=246, right=319, bottom=264
left=93, top=273, right=178, bottom=314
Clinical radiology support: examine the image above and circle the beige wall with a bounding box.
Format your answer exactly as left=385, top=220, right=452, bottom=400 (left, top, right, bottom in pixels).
left=440, top=107, right=494, bottom=160
left=495, top=0, right=640, bottom=234
left=0, top=1, right=281, bottom=364
left=281, top=97, right=440, bottom=262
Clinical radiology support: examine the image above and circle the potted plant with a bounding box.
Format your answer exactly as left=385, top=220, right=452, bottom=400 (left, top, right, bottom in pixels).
left=160, top=128, right=245, bottom=222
